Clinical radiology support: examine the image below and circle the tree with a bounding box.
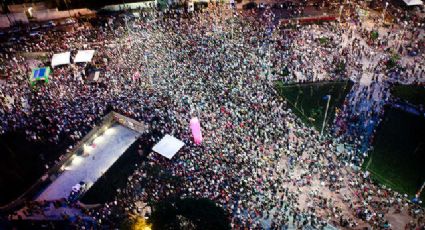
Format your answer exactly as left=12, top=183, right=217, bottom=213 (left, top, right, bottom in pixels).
left=318, top=37, right=329, bottom=46
left=370, top=31, right=379, bottom=41
left=121, top=215, right=152, bottom=230
left=386, top=53, right=400, bottom=69
left=148, top=197, right=231, bottom=230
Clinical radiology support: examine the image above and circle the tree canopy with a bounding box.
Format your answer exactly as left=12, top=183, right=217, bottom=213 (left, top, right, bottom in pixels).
left=148, top=197, right=231, bottom=230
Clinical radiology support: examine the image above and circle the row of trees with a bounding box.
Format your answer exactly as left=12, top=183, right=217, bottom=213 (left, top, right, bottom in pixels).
left=122, top=198, right=231, bottom=230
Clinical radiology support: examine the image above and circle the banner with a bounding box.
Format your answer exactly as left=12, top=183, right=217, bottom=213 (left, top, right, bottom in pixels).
left=190, top=117, right=203, bottom=144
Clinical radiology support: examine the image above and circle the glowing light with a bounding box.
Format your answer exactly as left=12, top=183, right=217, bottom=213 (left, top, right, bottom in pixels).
left=71, top=156, right=83, bottom=166
left=28, top=7, right=33, bottom=17
left=104, top=128, right=115, bottom=135
left=132, top=216, right=152, bottom=230
left=84, top=144, right=93, bottom=153
left=93, top=135, right=104, bottom=145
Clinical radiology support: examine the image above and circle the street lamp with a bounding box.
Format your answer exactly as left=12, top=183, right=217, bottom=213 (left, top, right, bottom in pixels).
left=27, top=7, right=33, bottom=18
left=382, top=2, right=388, bottom=23
left=320, top=95, right=331, bottom=137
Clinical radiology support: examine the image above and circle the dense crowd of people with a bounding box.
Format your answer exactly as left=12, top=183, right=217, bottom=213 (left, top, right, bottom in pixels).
left=1, top=0, right=425, bottom=229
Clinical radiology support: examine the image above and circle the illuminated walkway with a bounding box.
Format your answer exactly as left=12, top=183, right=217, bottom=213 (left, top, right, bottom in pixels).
left=36, top=124, right=140, bottom=201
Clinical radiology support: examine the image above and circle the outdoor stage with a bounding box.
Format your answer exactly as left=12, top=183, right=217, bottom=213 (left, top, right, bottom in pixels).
left=36, top=125, right=140, bottom=201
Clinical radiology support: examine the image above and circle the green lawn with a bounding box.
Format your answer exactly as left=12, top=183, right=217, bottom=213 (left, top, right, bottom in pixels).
left=275, top=80, right=353, bottom=132
left=391, top=84, right=425, bottom=106
left=366, top=107, right=425, bottom=200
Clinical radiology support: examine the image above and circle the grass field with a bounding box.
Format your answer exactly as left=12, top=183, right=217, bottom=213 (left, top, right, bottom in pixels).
left=275, top=80, right=353, bottom=132
left=391, top=84, right=425, bottom=106
left=365, top=107, right=425, bottom=200
left=365, top=84, right=425, bottom=201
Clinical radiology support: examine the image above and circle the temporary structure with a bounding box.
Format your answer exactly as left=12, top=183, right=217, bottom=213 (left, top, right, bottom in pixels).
left=30, top=67, right=51, bottom=86
left=152, top=135, right=185, bottom=159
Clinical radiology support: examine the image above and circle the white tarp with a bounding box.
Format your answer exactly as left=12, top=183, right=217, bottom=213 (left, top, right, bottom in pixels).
left=74, top=50, right=95, bottom=63
left=93, top=71, right=100, bottom=81
left=403, top=0, right=423, bottom=5
left=152, top=135, right=185, bottom=159
left=51, top=52, right=71, bottom=67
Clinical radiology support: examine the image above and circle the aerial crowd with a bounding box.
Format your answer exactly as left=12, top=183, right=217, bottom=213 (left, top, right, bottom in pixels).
left=1, top=1, right=425, bottom=229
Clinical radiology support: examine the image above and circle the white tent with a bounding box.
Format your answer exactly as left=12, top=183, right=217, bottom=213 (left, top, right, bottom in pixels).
left=152, top=135, right=185, bottom=159
left=93, top=71, right=100, bottom=81
left=51, top=52, right=71, bottom=67
left=403, top=0, right=423, bottom=5
left=74, top=50, right=96, bottom=63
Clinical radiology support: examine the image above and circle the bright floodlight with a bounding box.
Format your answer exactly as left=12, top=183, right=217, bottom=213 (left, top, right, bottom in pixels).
left=28, top=7, right=33, bottom=17
left=71, top=156, right=84, bottom=167
left=104, top=127, right=115, bottom=135
left=93, top=135, right=104, bottom=145
left=84, top=144, right=93, bottom=154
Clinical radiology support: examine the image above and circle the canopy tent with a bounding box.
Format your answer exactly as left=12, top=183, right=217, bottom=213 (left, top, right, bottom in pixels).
left=74, top=50, right=96, bottom=63
left=51, top=52, right=71, bottom=67
left=30, top=67, right=51, bottom=86
left=152, top=135, right=185, bottom=159
left=403, top=0, right=423, bottom=5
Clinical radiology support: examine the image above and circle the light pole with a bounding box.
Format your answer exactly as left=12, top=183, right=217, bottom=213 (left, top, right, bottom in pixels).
left=339, top=5, right=344, bottom=22
left=320, top=95, right=331, bottom=136
left=382, top=2, right=388, bottom=24
left=416, top=181, right=425, bottom=201
left=63, top=0, right=72, bottom=18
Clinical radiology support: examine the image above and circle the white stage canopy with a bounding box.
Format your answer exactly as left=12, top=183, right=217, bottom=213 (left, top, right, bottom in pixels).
left=403, top=0, right=423, bottom=5
left=74, top=50, right=96, bottom=63
left=152, top=135, right=185, bottom=159
left=51, top=52, right=71, bottom=67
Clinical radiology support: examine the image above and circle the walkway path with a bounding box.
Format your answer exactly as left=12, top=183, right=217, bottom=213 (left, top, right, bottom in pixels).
left=334, top=13, right=392, bottom=153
